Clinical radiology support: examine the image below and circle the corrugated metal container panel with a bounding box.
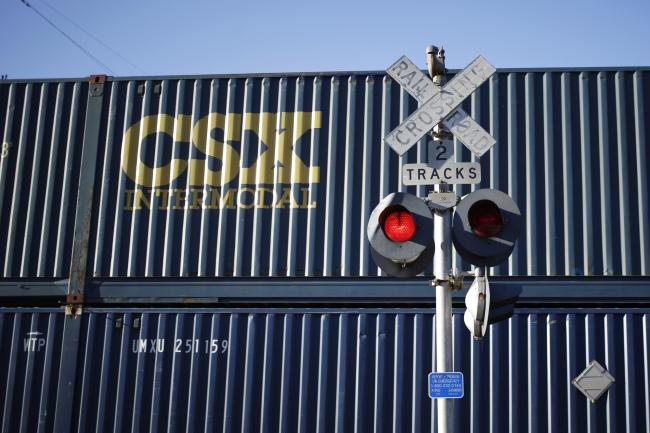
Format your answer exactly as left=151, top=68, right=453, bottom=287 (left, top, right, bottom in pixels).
left=84, top=70, right=650, bottom=277
left=2, top=69, right=649, bottom=279
left=0, top=82, right=87, bottom=278
left=0, top=309, right=65, bottom=432
left=1, top=307, right=649, bottom=433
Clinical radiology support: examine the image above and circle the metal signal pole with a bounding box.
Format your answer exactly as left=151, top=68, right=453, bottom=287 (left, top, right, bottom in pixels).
left=427, top=44, right=454, bottom=433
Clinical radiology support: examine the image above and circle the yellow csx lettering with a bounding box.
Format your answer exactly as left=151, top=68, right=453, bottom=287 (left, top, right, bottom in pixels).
left=121, top=111, right=321, bottom=187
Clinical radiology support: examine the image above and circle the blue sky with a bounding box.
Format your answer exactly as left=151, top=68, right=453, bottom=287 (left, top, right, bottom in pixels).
left=1, top=0, right=649, bottom=79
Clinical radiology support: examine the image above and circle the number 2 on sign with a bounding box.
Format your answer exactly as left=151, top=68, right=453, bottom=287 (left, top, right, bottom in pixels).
left=435, top=145, right=447, bottom=160
left=429, top=139, right=453, bottom=168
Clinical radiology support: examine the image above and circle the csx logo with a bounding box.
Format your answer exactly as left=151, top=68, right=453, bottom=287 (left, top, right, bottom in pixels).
left=121, top=111, right=321, bottom=187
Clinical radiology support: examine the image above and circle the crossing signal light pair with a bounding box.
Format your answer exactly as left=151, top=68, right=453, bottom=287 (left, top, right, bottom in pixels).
left=368, top=188, right=521, bottom=332
left=367, top=188, right=521, bottom=276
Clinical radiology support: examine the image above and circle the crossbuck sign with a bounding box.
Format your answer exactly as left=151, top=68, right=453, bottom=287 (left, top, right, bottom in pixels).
left=384, top=55, right=497, bottom=158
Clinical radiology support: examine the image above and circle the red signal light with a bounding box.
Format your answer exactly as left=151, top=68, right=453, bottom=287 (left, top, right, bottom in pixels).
left=468, top=200, right=503, bottom=238
left=383, top=209, right=416, bottom=242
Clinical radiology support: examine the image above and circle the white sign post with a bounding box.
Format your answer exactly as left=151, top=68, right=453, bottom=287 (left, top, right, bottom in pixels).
left=383, top=48, right=498, bottom=433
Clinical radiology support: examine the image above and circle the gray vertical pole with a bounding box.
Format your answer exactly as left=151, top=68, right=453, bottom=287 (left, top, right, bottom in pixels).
left=434, top=205, right=453, bottom=433
left=428, top=45, right=454, bottom=433
left=67, top=75, right=106, bottom=302
left=53, top=75, right=106, bottom=433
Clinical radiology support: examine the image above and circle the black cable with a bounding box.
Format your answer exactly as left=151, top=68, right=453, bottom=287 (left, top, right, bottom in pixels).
left=19, top=0, right=116, bottom=75
left=34, top=0, right=146, bottom=74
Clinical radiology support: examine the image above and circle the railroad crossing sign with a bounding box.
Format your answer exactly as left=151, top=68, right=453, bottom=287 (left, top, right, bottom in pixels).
left=385, top=55, right=496, bottom=158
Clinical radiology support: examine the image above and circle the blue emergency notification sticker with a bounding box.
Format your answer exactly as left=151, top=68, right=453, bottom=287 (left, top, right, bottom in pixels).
left=428, top=372, right=464, bottom=399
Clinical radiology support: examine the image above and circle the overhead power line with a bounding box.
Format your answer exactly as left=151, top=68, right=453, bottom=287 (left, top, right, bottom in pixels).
left=19, top=0, right=116, bottom=75
left=34, top=0, right=146, bottom=74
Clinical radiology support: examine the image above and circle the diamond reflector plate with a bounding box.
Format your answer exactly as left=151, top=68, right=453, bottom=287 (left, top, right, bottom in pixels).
left=571, top=360, right=615, bottom=403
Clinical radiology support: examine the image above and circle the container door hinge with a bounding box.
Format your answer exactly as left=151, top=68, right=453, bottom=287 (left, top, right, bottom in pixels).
left=89, top=74, right=107, bottom=97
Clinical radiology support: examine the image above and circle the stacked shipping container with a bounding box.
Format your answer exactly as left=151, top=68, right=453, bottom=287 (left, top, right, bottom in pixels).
left=1, top=68, right=649, bottom=432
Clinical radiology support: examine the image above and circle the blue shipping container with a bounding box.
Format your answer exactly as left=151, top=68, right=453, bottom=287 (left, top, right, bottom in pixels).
left=1, top=307, right=649, bottom=433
